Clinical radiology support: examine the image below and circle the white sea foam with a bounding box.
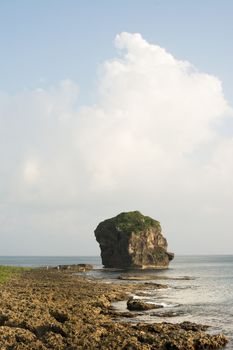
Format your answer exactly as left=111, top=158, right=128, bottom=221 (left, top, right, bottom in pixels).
left=131, top=294, right=180, bottom=308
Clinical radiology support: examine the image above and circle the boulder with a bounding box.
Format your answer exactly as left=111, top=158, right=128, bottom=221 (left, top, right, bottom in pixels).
left=94, top=211, right=174, bottom=269
left=127, top=297, right=163, bottom=311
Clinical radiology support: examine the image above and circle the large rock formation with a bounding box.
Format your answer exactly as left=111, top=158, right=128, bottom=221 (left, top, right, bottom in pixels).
left=94, top=211, right=174, bottom=269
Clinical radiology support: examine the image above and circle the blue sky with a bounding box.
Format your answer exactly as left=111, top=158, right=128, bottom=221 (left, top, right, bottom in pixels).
left=0, top=1, right=233, bottom=255
left=1, top=0, right=233, bottom=103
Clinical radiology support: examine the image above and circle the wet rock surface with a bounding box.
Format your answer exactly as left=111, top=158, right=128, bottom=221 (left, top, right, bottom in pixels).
left=127, top=297, right=163, bottom=311
left=119, top=273, right=194, bottom=281
left=51, top=264, right=93, bottom=271
left=95, top=211, right=174, bottom=268
left=150, top=310, right=186, bottom=317
left=0, top=269, right=228, bottom=350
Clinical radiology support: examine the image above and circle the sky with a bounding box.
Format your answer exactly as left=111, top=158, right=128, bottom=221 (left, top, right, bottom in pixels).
left=0, top=0, right=233, bottom=255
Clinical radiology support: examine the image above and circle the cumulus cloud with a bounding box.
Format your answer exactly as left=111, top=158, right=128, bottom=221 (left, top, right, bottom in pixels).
left=0, top=32, right=232, bottom=255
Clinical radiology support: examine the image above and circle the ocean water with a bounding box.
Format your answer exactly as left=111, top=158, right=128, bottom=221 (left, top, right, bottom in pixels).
left=89, top=255, right=233, bottom=348
left=0, top=256, right=101, bottom=268
left=0, top=255, right=232, bottom=348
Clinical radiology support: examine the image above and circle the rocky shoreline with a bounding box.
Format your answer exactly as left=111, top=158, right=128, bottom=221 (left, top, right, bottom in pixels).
left=0, top=268, right=228, bottom=349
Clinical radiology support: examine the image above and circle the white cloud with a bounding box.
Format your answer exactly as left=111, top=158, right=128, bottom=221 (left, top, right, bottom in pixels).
left=0, top=32, right=232, bottom=255
left=77, top=33, right=231, bottom=194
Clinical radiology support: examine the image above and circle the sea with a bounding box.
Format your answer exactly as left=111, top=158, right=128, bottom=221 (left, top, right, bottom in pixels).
left=1, top=255, right=232, bottom=349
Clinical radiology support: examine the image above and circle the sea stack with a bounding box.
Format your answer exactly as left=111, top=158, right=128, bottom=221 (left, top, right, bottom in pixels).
left=94, top=211, right=174, bottom=269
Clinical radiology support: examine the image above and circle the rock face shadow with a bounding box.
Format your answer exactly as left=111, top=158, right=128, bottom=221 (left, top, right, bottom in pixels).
left=49, top=310, right=69, bottom=324
left=35, top=324, right=67, bottom=338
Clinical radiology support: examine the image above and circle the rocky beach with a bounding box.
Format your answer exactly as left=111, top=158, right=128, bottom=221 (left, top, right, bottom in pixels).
left=0, top=267, right=228, bottom=350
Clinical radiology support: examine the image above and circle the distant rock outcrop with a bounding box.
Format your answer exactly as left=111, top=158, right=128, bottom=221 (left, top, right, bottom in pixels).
left=94, top=211, right=174, bottom=269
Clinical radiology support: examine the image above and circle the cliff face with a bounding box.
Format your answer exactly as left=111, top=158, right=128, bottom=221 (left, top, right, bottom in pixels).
left=94, top=211, right=174, bottom=269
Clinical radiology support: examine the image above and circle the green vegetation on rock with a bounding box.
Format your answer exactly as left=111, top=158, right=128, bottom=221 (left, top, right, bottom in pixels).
left=0, top=266, right=29, bottom=283
left=115, top=211, right=161, bottom=234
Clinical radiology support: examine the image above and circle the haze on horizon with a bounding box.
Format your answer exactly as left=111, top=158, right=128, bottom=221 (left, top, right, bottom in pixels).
left=0, top=1, right=233, bottom=256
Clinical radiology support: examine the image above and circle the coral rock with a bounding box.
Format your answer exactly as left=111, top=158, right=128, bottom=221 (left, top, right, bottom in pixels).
left=95, top=211, right=174, bottom=268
